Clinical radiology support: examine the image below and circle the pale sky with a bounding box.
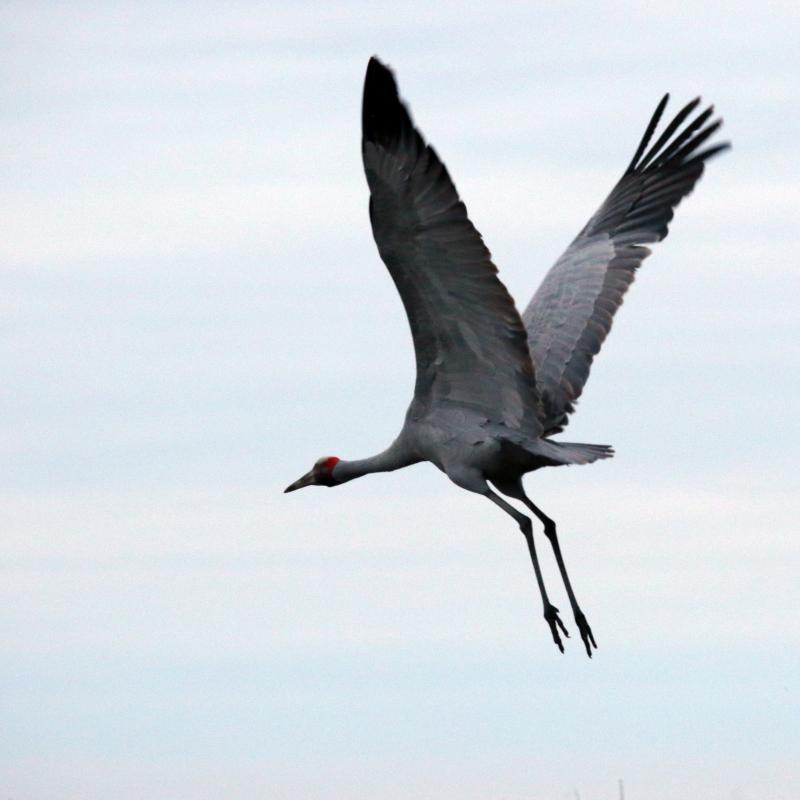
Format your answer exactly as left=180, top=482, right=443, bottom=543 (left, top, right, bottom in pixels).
left=2, top=2, right=799, bottom=799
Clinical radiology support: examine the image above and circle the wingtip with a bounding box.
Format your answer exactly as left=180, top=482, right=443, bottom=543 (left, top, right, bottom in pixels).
left=627, top=93, right=671, bottom=172
left=364, top=55, right=395, bottom=89
left=687, top=140, right=732, bottom=166
left=363, top=56, right=397, bottom=102
left=362, top=55, right=410, bottom=148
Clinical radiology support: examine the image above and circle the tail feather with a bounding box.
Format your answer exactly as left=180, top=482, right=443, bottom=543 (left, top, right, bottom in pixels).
left=539, top=440, right=614, bottom=466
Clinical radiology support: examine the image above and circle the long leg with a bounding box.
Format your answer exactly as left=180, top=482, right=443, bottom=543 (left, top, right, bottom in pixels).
left=448, top=470, right=569, bottom=652
left=498, top=482, right=597, bottom=657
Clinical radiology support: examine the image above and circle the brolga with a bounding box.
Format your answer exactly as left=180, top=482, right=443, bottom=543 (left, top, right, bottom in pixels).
left=285, top=57, right=728, bottom=656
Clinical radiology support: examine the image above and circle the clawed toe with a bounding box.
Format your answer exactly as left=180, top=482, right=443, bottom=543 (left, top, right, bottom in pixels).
left=541, top=605, right=596, bottom=656
left=544, top=604, right=569, bottom=653
left=574, top=610, right=597, bottom=657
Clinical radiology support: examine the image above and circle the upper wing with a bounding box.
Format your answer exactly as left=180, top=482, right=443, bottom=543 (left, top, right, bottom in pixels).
left=362, top=57, right=542, bottom=435
left=522, top=95, right=729, bottom=434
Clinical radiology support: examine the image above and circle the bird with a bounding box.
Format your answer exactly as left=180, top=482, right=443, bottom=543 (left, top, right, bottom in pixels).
left=285, top=56, right=729, bottom=656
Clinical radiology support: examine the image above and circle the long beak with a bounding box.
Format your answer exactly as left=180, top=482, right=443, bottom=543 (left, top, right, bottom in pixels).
left=284, top=469, right=315, bottom=493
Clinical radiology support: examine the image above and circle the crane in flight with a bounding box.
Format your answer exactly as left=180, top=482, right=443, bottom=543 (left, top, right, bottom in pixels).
left=285, top=57, right=728, bottom=656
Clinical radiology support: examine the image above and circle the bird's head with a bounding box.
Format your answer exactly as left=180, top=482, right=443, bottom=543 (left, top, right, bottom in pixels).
left=284, top=456, right=341, bottom=493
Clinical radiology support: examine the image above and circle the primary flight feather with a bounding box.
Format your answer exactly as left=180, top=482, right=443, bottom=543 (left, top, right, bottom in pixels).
left=285, top=57, right=729, bottom=656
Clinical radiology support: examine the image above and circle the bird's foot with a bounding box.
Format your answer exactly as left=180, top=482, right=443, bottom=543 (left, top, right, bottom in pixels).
left=544, top=604, right=569, bottom=653
left=574, top=609, right=597, bottom=658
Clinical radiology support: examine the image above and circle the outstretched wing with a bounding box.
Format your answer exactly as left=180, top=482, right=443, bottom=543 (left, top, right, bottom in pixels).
left=523, top=95, right=729, bottom=434
left=362, top=57, right=542, bottom=435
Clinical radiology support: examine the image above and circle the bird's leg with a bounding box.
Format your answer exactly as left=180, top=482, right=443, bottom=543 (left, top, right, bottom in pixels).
left=482, top=490, right=569, bottom=653
left=517, top=496, right=597, bottom=657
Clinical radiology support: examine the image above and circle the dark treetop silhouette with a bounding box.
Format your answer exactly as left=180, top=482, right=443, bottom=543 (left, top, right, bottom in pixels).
left=285, top=57, right=728, bottom=656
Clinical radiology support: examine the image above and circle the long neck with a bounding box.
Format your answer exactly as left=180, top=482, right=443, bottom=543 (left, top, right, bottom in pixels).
left=332, top=440, right=417, bottom=485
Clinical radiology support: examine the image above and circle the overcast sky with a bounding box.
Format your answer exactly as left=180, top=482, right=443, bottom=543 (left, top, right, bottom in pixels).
left=2, top=2, right=799, bottom=799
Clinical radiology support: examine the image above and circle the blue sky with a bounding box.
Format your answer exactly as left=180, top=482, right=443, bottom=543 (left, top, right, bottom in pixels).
left=2, top=2, right=799, bottom=798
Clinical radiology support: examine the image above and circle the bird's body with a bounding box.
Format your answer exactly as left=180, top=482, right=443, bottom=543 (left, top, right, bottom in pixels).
left=286, top=57, right=728, bottom=656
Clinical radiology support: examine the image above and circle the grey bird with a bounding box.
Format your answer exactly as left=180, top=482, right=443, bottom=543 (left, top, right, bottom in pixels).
left=285, top=57, right=728, bottom=656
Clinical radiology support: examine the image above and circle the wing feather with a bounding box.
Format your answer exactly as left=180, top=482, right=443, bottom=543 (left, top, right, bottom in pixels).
left=362, top=57, right=542, bottom=435
left=523, top=96, right=729, bottom=434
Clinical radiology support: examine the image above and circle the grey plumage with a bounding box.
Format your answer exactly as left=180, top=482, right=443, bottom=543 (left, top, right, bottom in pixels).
left=523, top=95, right=728, bottom=434
left=362, top=59, right=542, bottom=438
left=285, top=57, right=729, bottom=656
